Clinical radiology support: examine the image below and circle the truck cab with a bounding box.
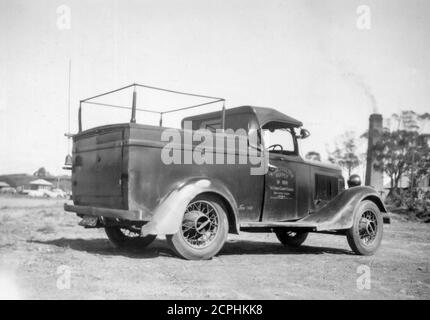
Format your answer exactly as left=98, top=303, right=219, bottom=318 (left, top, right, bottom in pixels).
left=183, top=106, right=344, bottom=223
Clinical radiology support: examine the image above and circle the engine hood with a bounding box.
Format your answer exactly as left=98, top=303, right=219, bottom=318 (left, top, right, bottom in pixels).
left=304, top=159, right=342, bottom=173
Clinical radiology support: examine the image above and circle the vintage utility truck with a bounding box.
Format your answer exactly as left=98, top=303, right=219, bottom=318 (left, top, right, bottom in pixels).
left=65, top=84, right=389, bottom=260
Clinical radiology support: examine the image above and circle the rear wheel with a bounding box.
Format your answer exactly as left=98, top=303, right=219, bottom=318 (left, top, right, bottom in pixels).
left=105, top=225, right=156, bottom=249
left=275, top=230, right=308, bottom=247
left=346, top=200, right=383, bottom=255
left=167, top=195, right=229, bottom=260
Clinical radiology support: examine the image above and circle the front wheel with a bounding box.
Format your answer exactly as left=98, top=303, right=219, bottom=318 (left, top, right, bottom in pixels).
left=105, top=226, right=156, bottom=249
left=167, top=195, right=229, bottom=260
left=346, top=200, right=383, bottom=255
left=275, top=230, right=308, bottom=247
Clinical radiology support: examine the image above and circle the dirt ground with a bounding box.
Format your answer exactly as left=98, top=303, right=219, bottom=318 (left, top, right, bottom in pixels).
left=0, top=195, right=429, bottom=300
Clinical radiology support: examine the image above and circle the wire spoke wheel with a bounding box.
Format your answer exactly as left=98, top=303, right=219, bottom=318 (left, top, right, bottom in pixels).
left=346, top=200, right=383, bottom=256
left=275, top=230, right=308, bottom=247
left=167, top=195, right=229, bottom=260
left=104, top=222, right=156, bottom=249
left=180, top=200, right=220, bottom=249
left=118, top=227, right=141, bottom=238
left=358, top=210, right=378, bottom=246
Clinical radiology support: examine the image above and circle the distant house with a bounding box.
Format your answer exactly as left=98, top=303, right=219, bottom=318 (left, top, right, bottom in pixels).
left=0, top=173, right=71, bottom=193
left=0, top=181, right=11, bottom=189
left=0, top=181, right=16, bottom=194
left=0, top=173, right=34, bottom=189
left=29, top=179, right=53, bottom=190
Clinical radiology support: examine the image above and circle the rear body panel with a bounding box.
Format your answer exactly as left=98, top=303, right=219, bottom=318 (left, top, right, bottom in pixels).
left=72, top=125, right=126, bottom=209
left=71, top=123, right=264, bottom=223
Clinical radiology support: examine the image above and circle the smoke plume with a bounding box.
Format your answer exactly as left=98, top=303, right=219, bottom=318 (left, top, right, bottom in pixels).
left=341, top=71, right=378, bottom=113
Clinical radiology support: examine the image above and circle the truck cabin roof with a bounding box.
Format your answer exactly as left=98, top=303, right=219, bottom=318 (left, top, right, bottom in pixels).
left=181, top=106, right=303, bottom=132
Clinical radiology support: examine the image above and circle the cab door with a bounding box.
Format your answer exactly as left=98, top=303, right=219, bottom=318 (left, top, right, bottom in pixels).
left=262, top=154, right=298, bottom=221
left=260, top=125, right=311, bottom=221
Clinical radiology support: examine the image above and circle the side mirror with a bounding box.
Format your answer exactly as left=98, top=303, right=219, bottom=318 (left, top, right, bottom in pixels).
left=298, top=128, right=310, bottom=139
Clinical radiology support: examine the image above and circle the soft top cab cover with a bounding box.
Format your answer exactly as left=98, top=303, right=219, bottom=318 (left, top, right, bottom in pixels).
left=182, top=106, right=303, bottom=131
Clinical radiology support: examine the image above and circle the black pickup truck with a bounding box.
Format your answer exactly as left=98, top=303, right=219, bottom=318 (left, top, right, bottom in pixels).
left=65, top=84, right=389, bottom=260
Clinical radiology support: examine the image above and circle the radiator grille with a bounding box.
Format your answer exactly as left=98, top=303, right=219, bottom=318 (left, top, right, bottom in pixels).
left=315, top=174, right=339, bottom=200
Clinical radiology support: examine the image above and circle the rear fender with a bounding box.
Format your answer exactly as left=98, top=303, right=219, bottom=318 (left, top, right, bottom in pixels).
left=141, top=177, right=239, bottom=236
left=299, top=186, right=388, bottom=231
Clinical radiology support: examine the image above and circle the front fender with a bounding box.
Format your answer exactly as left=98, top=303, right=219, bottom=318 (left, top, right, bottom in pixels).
left=141, top=177, right=239, bottom=236
left=299, top=186, right=388, bottom=231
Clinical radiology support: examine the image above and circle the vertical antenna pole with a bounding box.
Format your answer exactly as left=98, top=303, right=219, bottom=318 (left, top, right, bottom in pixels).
left=221, top=100, right=226, bottom=131
left=67, top=60, right=71, bottom=133
left=78, top=101, right=82, bottom=132
left=130, top=85, right=137, bottom=123
left=67, top=59, right=72, bottom=147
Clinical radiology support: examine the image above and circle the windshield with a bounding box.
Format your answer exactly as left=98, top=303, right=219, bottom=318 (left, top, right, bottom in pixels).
left=262, top=127, right=297, bottom=155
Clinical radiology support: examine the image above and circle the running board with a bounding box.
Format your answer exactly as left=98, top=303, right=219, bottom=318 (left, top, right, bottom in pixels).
left=240, top=221, right=318, bottom=233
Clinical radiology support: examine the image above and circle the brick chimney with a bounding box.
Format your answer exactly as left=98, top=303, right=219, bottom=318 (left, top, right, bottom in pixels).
left=365, top=113, right=384, bottom=192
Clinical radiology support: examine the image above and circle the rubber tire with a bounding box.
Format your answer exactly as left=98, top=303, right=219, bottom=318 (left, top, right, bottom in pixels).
left=275, top=231, right=309, bottom=247
left=105, top=227, right=156, bottom=249
left=166, top=195, right=229, bottom=260
left=346, top=200, right=383, bottom=256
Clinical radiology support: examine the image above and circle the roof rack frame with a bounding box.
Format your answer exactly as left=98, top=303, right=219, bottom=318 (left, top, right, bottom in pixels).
left=78, top=83, right=226, bottom=133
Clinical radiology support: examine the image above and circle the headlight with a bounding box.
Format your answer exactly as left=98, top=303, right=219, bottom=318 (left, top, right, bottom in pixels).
left=347, top=174, right=361, bottom=188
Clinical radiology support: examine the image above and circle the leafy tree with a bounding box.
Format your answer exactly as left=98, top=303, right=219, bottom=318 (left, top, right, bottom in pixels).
left=414, top=138, right=430, bottom=186
left=390, top=111, right=420, bottom=131
left=305, top=151, right=321, bottom=162
left=372, top=130, right=419, bottom=189
left=371, top=110, right=430, bottom=190
left=328, top=131, right=361, bottom=176
left=33, top=167, right=50, bottom=178
left=385, top=110, right=430, bottom=132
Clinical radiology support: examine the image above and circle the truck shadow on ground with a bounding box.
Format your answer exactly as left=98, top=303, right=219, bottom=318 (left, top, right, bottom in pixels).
left=29, top=237, right=353, bottom=259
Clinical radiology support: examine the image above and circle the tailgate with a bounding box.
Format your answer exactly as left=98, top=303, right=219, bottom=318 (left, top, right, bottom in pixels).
left=72, top=125, right=127, bottom=208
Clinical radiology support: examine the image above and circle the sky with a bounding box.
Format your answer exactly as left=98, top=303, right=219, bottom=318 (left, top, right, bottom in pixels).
left=0, top=0, right=429, bottom=176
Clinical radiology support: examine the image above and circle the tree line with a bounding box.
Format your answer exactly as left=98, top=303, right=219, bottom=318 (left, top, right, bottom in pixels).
left=305, top=110, right=430, bottom=191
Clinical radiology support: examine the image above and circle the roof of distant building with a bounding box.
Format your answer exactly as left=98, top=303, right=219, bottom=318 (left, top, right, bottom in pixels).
left=29, top=179, right=53, bottom=186
left=0, top=181, right=11, bottom=188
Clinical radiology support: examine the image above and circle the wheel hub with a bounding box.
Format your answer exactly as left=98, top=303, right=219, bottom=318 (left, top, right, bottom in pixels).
left=183, top=211, right=211, bottom=235
left=181, top=201, right=219, bottom=248
left=359, top=210, right=378, bottom=245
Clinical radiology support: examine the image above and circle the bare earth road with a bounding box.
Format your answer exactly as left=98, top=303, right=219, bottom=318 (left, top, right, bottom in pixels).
left=0, top=196, right=429, bottom=299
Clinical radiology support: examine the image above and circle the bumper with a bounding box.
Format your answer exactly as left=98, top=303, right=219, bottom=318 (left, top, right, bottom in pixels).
left=64, top=204, right=145, bottom=221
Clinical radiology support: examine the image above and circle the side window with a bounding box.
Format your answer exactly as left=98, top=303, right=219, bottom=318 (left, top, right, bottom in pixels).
left=262, top=128, right=296, bottom=154
left=200, top=119, right=222, bottom=132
